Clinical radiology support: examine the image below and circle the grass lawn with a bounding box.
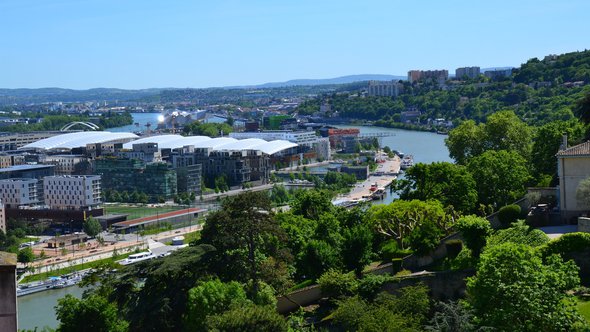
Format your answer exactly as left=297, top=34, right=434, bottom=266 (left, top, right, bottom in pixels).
left=576, top=297, right=590, bottom=322
left=103, top=204, right=184, bottom=220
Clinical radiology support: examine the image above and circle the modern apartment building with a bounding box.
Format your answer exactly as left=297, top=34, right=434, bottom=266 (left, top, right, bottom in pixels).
left=367, top=80, right=400, bottom=97
left=43, top=175, right=101, bottom=211
left=455, top=66, right=481, bottom=80
left=41, top=155, right=89, bottom=175
left=0, top=178, right=41, bottom=208
left=484, top=68, right=513, bottom=80
left=95, top=159, right=178, bottom=199
left=0, top=155, right=25, bottom=168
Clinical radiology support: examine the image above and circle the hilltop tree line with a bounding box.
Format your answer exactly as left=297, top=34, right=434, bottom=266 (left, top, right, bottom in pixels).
left=296, top=50, right=590, bottom=127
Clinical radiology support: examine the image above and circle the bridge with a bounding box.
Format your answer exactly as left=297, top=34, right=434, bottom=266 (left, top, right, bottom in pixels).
left=60, top=121, right=100, bottom=131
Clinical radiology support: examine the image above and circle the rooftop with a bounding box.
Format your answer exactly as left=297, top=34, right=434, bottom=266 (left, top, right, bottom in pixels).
left=556, top=141, right=590, bottom=157
left=19, top=131, right=138, bottom=151
left=0, top=164, right=54, bottom=173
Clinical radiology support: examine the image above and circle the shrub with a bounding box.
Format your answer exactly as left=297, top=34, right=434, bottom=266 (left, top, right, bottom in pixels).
left=318, top=269, right=358, bottom=298
left=380, top=240, right=413, bottom=261
left=486, top=221, right=549, bottom=249
left=539, top=232, right=590, bottom=258
left=357, top=274, right=395, bottom=301
left=497, top=204, right=521, bottom=227
left=456, top=215, right=492, bottom=257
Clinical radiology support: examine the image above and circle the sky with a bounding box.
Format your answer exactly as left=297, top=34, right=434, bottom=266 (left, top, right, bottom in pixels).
left=0, top=0, right=588, bottom=89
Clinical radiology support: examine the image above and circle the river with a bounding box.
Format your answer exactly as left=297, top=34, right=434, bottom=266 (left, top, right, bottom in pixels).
left=18, top=114, right=451, bottom=329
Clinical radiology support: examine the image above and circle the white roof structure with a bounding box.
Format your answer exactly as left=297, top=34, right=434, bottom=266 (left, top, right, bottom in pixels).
left=122, top=134, right=297, bottom=155
left=20, top=131, right=138, bottom=151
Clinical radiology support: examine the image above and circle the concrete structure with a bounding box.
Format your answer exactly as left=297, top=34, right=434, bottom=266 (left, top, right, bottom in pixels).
left=408, top=69, right=448, bottom=84
left=455, top=66, right=480, bottom=80
left=115, top=143, right=162, bottom=163
left=86, top=142, right=123, bottom=159
left=0, top=252, right=17, bottom=332
left=41, top=154, right=89, bottom=175
left=0, top=131, right=63, bottom=152
left=367, top=80, right=400, bottom=97
left=229, top=131, right=330, bottom=161
left=557, top=139, right=590, bottom=222
left=401, top=110, right=422, bottom=124
left=43, top=175, right=101, bottom=211
left=0, top=178, right=41, bottom=208
left=0, top=164, right=54, bottom=180
left=0, top=155, right=25, bottom=168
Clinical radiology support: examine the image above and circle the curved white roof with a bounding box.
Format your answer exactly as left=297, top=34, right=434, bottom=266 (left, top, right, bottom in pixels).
left=215, top=138, right=269, bottom=151
left=20, top=131, right=138, bottom=151
left=257, top=140, right=299, bottom=155
left=25, top=132, right=298, bottom=155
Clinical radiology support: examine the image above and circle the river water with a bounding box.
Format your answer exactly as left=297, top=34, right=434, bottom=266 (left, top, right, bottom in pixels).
left=18, top=114, right=451, bottom=329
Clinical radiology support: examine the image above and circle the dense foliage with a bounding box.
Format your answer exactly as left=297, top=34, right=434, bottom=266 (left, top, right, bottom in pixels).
left=0, top=112, right=132, bottom=133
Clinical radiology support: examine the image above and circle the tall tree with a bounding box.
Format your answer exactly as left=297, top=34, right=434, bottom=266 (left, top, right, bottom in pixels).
left=83, top=217, right=103, bottom=238
left=395, top=162, right=478, bottom=214
left=366, top=200, right=449, bottom=251
left=467, top=150, right=532, bottom=208
left=200, top=191, right=288, bottom=294
left=445, top=120, right=484, bottom=164
left=531, top=120, right=584, bottom=179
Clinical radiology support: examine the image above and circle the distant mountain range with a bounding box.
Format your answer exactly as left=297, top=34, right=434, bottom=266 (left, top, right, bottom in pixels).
left=0, top=75, right=407, bottom=104
left=226, top=74, right=407, bottom=89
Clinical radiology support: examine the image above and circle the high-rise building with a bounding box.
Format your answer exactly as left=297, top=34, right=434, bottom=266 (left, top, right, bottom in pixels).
left=367, top=80, right=400, bottom=97
left=455, top=66, right=481, bottom=80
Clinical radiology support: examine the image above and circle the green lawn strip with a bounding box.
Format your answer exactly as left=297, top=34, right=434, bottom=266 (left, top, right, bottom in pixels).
left=576, top=297, right=590, bottom=322
left=20, top=252, right=132, bottom=284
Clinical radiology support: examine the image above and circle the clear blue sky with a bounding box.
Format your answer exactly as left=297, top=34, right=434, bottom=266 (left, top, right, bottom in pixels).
left=1, top=0, right=588, bottom=89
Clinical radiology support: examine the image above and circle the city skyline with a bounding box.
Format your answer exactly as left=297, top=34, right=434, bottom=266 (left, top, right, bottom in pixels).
left=1, top=0, right=588, bottom=89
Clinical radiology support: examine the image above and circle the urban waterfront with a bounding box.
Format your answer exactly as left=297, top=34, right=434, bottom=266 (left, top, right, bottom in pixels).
left=18, top=113, right=452, bottom=329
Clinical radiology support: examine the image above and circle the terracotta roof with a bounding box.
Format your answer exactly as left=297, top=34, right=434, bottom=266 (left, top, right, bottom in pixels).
left=556, top=141, right=590, bottom=157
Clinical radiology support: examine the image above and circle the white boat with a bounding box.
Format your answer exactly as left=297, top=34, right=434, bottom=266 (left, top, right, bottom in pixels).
left=118, top=251, right=155, bottom=266
left=400, top=155, right=414, bottom=170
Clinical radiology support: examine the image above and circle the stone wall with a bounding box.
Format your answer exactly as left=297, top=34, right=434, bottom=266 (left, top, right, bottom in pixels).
left=0, top=252, right=17, bottom=332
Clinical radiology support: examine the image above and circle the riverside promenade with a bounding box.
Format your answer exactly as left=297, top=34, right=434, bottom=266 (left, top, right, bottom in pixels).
left=334, top=154, right=401, bottom=203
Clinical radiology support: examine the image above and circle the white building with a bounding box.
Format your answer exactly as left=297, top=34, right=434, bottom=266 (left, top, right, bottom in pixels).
left=0, top=178, right=41, bottom=208
left=43, top=175, right=101, bottom=211
left=229, top=131, right=331, bottom=160
left=367, top=80, right=400, bottom=97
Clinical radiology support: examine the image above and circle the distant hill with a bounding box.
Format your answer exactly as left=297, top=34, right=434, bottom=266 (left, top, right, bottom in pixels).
left=237, top=74, right=406, bottom=89
left=0, top=88, right=164, bottom=104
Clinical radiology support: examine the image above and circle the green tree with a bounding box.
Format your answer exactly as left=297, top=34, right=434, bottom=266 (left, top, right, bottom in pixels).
left=83, top=217, right=103, bottom=238
left=184, top=279, right=248, bottom=331
left=485, top=221, right=549, bottom=249
left=206, top=304, right=288, bottom=332
left=531, top=120, right=584, bottom=179
left=445, top=120, right=484, bottom=164
left=17, top=247, right=35, bottom=264
left=366, top=199, right=450, bottom=251
left=289, top=190, right=333, bottom=220
left=298, top=239, right=341, bottom=280
left=467, top=150, right=532, bottom=208
left=342, top=225, right=374, bottom=276
left=55, top=294, right=129, bottom=332
left=483, top=110, right=532, bottom=159
left=200, top=191, right=288, bottom=294
left=395, top=162, right=478, bottom=214
left=467, top=243, right=585, bottom=331
left=456, top=216, right=492, bottom=257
